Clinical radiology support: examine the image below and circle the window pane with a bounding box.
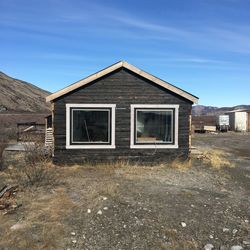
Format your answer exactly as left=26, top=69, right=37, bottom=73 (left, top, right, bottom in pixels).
left=72, top=109, right=109, bottom=143
left=136, top=110, right=172, bottom=143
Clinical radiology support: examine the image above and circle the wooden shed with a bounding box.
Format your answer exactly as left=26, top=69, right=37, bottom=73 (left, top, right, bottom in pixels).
left=46, top=61, right=199, bottom=164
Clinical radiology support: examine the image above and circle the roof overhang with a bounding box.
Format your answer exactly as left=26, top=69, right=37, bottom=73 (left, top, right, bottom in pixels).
left=225, top=109, right=250, bottom=113
left=46, top=61, right=199, bottom=104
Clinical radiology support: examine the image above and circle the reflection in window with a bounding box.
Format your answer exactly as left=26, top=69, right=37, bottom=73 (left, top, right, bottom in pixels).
left=71, top=109, right=110, bottom=144
left=136, top=110, right=173, bottom=143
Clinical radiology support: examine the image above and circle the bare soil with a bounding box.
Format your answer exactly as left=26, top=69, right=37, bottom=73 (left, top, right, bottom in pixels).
left=0, top=132, right=249, bottom=250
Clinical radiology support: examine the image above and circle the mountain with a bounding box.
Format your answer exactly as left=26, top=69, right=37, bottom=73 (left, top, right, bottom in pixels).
left=192, top=105, right=250, bottom=116
left=0, top=71, right=50, bottom=112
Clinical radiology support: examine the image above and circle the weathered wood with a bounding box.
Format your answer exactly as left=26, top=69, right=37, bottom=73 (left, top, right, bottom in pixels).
left=46, top=61, right=198, bottom=103
left=0, top=185, right=18, bottom=199
left=51, top=68, right=193, bottom=164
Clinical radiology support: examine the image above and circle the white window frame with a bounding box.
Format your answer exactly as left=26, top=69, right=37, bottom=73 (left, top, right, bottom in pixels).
left=130, top=104, right=179, bottom=149
left=66, top=104, right=116, bottom=149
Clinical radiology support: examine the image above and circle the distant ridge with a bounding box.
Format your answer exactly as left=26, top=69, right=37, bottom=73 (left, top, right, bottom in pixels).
left=192, top=104, right=250, bottom=116
left=0, top=71, right=50, bottom=112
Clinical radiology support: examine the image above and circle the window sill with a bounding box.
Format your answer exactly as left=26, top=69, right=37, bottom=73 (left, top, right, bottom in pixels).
left=130, top=144, right=179, bottom=149
left=66, top=145, right=116, bottom=149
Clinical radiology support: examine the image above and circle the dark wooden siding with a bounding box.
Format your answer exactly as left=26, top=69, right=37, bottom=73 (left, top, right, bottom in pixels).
left=52, top=68, right=193, bottom=164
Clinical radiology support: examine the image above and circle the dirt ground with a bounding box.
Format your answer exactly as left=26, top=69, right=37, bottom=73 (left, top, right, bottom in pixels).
left=0, top=132, right=249, bottom=250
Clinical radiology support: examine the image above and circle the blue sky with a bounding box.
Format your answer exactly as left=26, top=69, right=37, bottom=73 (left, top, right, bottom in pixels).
left=0, top=0, right=250, bottom=107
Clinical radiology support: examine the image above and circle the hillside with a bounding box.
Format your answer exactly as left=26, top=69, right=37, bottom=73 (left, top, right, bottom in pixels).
left=0, top=71, right=50, bottom=112
left=192, top=104, right=250, bottom=116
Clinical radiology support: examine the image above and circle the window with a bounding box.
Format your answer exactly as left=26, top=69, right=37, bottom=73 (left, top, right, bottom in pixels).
left=66, top=104, right=116, bottom=149
left=130, top=105, right=179, bottom=148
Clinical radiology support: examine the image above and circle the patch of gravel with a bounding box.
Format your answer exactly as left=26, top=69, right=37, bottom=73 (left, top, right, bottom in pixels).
left=62, top=163, right=249, bottom=250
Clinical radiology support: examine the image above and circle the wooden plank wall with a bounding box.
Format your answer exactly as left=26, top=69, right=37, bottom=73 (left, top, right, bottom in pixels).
left=248, top=112, right=250, bottom=132
left=52, top=68, right=192, bottom=164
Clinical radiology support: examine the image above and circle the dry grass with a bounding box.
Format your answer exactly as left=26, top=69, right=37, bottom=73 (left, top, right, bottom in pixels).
left=0, top=148, right=248, bottom=249
left=59, top=160, right=193, bottom=184
left=8, top=160, right=57, bottom=187
left=202, top=149, right=234, bottom=169
left=160, top=229, right=199, bottom=250
left=59, top=164, right=120, bottom=201
left=167, top=158, right=192, bottom=170
left=7, top=138, right=56, bottom=187
left=0, top=187, right=75, bottom=249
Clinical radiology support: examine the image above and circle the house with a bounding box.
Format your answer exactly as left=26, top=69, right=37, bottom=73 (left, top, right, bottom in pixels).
left=225, top=109, right=249, bottom=132
left=46, top=61, right=199, bottom=164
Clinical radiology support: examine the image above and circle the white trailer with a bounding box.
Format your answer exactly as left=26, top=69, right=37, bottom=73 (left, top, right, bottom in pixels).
left=216, top=115, right=229, bottom=132
left=226, top=110, right=248, bottom=132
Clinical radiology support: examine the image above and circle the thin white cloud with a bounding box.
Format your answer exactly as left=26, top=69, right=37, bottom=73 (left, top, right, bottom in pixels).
left=1, top=0, right=250, bottom=55
left=87, top=3, right=250, bottom=54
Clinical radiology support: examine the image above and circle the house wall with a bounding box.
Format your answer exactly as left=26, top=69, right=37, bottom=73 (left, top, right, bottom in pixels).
left=52, top=68, right=193, bottom=164
left=248, top=112, right=250, bottom=132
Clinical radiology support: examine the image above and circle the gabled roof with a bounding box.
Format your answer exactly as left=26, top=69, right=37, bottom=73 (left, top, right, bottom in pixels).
left=46, top=61, right=199, bottom=103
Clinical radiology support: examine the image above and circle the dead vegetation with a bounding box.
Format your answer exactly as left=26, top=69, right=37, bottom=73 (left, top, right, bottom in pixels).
left=0, top=185, right=20, bottom=215
left=202, top=149, right=234, bottom=169
left=0, top=159, right=249, bottom=249
left=0, top=133, right=249, bottom=249
left=0, top=187, right=75, bottom=249
left=161, top=229, right=199, bottom=250
left=8, top=137, right=56, bottom=187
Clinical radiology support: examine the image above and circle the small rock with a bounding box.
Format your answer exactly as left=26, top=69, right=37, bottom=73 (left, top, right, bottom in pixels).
left=204, top=243, right=214, bottom=250
left=123, top=225, right=127, bottom=228
left=71, top=232, right=76, bottom=236
left=181, top=222, right=186, bottom=228
left=243, top=240, right=250, bottom=245
left=230, top=246, right=243, bottom=250
left=244, top=219, right=249, bottom=223
left=223, top=228, right=230, bottom=233
left=102, top=197, right=107, bottom=200
left=10, top=223, right=26, bottom=231
left=209, top=235, right=214, bottom=239
left=103, top=207, right=108, bottom=210
left=97, top=210, right=102, bottom=215
left=232, top=229, right=238, bottom=235
left=87, top=209, right=91, bottom=213
left=191, top=204, right=195, bottom=208
left=72, top=240, right=77, bottom=244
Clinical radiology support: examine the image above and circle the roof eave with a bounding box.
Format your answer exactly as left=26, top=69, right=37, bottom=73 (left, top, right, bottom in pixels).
left=46, top=61, right=199, bottom=104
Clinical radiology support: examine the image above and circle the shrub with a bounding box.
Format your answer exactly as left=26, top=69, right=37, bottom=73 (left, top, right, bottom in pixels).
left=202, top=149, right=234, bottom=169
left=10, top=140, right=55, bottom=187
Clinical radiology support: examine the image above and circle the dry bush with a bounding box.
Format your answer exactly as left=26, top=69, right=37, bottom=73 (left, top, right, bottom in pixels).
left=202, top=149, right=234, bottom=169
left=167, top=158, right=192, bottom=170
left=9, top=139, right=55, bottom=187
